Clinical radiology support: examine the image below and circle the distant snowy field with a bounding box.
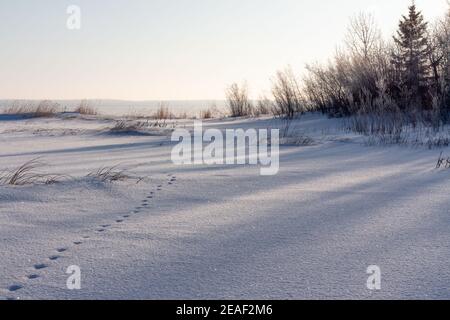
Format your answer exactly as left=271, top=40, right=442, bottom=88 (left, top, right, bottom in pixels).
left=1, top=113, right=449, bottom=300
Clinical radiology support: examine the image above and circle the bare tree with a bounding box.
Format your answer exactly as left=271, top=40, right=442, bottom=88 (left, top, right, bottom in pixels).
left=437, top=5, right=450, bottom=113
left=226, top=82, right=252, bottom=117
left=272, top=67, right=305, bottom=118
left=301, top=5, right=450, bottom=126
left=345, top=12, right=381, bottom=60
left=304, top=12, right=390, bottom=117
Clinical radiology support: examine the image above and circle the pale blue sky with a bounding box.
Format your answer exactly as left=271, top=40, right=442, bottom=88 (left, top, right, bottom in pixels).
left=0, top=0, right=447, bottom=100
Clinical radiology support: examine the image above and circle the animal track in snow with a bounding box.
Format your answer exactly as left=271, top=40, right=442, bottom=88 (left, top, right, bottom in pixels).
left=4, top=175, right=180, bottom=299
left=49, top=255, right=60, bottom=261
left=8, top=285, right=23, bottom=292
left=34, top=264, right=48, bottom=270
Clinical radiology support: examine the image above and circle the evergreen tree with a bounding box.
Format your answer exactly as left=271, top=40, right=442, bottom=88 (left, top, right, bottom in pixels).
left=392, top=3, right=431, bottom=109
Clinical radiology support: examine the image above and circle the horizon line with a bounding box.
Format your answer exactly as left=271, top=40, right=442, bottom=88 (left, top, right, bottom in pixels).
left=0, top=98, right=228, bottom=102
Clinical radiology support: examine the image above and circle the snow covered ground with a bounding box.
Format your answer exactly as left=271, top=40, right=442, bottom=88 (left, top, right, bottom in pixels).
left=0, top=113, right=449, bottom=300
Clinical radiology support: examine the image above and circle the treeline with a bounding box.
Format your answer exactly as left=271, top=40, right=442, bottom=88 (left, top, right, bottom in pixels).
left=227, top=4, right=450, bottom=126
left=304, top=4, right=450, bottom=124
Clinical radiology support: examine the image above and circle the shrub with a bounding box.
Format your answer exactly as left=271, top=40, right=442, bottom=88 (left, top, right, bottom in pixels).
left=226, top=82, right=253, bottom=117
left=272, top=67, right=305, bottom=118
left=253, top=97, right=273, bottom=116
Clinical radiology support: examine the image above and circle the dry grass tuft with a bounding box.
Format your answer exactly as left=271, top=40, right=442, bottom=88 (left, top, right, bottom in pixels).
left=3, top=101, right=60, bottom=118
left=87, top=165, right=130, bottom=182
left=200, top=109, right=213, bottom=119
left=0, top=158, right=66, bottom=185
left=109, top=120, right=147, bottom=133
left=199, top=105, right=225, bottom=119
left=87, top=165, right=144, bottom=183
left=74, top=100, right=97, bottom=115
left=153, top=105, right=174, bottom=120
left=108, top=120, right=169, bottom=134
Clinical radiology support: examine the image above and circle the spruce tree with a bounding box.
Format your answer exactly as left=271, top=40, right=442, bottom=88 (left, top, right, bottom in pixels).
left=392, top=3, right=431, bottom=109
